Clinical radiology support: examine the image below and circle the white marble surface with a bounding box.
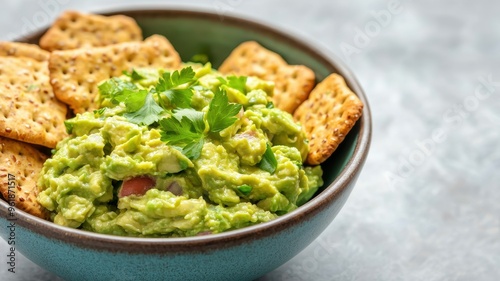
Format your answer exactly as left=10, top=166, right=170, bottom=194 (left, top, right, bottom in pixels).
left=1, top=0, right=499, bottom=280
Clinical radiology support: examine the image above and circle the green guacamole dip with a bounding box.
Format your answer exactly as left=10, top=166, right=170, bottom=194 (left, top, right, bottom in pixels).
left=37, top=63, right=323, bottom=237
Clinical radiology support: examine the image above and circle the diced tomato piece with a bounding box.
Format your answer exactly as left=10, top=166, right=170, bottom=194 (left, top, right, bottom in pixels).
left=118, top=176, right=156, bottom=197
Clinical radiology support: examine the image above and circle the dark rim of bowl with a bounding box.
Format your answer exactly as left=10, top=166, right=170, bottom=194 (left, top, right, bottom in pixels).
left=0, top=5, right=372, bottom=254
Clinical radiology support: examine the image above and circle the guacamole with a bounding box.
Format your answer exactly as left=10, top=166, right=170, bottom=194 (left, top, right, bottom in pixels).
left=37, top=64, right=323, bottom=237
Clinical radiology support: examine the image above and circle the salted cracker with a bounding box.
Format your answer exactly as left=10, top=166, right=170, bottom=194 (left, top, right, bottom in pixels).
left=49, top=35, right=182, bottom=113
left=0, top=136, right=49, bottom=219
left=0, top=42, right=68, bottom=148
left=218, top=41, right=315, bottom=114
left=0, top=41, right=49, bottom=62
left=294, top=73, right=363, bottom=165
left=39, top=10, right=143, bottom=51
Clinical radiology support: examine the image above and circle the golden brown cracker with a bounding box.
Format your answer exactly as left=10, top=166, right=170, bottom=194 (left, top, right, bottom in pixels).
left=48, top=34, right=182, bottom=113
left=0, top=136, right=49, bottom=219
left=39, top=10, right=143, bottom=51
left=294, top=73, right=363, bottom=165
left=0, top=44, right=68, bottom=148
left=218, top=41, right=315, bottom=113
left=0, top=41, right=50, bottom=62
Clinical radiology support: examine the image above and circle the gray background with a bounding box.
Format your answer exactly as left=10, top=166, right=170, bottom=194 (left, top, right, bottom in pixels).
left=1, top=0, right=499, bottom=280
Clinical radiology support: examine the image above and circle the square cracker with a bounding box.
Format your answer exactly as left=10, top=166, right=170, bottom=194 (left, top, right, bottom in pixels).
left=0, top=42, right=68, bottom=148
left=39, top=10, right=143, bottom=51
left=0, top=41, right=49, bottom=62
left=49, top=34, right=182, bottom=113
left=0, top=136, right=49, bottom=219
left=294, top=73, right=363, bottom=165
left=218, top=41, right=315, bottom=114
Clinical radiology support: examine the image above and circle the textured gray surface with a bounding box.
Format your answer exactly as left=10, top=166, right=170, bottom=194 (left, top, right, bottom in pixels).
left=1, top=0, right=499, bottom=280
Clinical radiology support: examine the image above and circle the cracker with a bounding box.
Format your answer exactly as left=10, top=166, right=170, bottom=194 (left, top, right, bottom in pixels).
left=0, top=43, right=68, bottom=148
left=294, top=73, right=363, bottom=165
left=0, top=41, right=49, bottom=62
left=39, top=10, right=143, bottom=51
left=0, top=136, right=49, bottom=219
left=219, top=41, right=315, bottom=114
left=49, top=35, right=182, bottom=113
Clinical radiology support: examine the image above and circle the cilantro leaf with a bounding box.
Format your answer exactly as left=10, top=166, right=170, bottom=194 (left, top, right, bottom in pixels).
left=182, top=138, right=204, bottom=160
left=93, top=108, right=106, bottom=117
left=259, top=143, right=277, bottom=174
left=122, top=89, right=149, bottom=112
left=237, top=184, right=253, bottom=195
left=98, top=78, right=138, bottom=103
left=207, top=87, right=242, bottom=132
left=173, top=108, right=205, bottom=129
left=159, top=114, right=205, bottom=160
left=122, top=69, right=145, bottom=81
left=124, top=92, right=164, bottom=126
left=157, top=67, right=195, bottom=90
left=156, top=67, right=196, bottom=108
left=161, top=89, right=193, bottom=108
left=218, top=76, right=247, bottom=94
left=159, top=113, right=205, bottom=144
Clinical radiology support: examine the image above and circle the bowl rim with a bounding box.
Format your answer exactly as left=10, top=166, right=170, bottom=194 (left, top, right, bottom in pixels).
left=0, top=5, right=372, bottom=253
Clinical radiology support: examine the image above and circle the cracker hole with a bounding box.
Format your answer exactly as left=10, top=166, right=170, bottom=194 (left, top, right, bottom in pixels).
left=126, top=53, right=136, bottom=62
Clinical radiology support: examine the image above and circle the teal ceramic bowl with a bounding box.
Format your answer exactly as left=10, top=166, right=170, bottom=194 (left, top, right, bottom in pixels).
left=0, top=7, right=371, bottom=281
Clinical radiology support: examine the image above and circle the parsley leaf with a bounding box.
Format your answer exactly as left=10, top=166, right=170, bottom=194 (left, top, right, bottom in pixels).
left=259, top=143, right=277, bottom=174
left=124, top=92, right=164, bottom=126
left=207, top=87, right=242, bottom=132
left=218, top=76, right=247, bottom=94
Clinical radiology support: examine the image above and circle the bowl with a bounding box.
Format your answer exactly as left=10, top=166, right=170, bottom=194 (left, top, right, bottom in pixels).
left=0, top=7, right=371, bottom=281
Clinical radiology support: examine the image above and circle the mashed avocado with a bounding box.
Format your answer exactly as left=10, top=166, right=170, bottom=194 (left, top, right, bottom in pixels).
left=37, top=63, right=323, bottom=237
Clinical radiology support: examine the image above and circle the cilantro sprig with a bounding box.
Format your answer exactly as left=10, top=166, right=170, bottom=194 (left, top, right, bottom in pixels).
left=156, top=67, right=196, bottom=109
left=217, top=76, right=247, bottom=94
left=97, top=66, right=247, bottom=160
left=159, top=87, right=241, bottom=159
left=207, top=88, right=242, bottom=132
